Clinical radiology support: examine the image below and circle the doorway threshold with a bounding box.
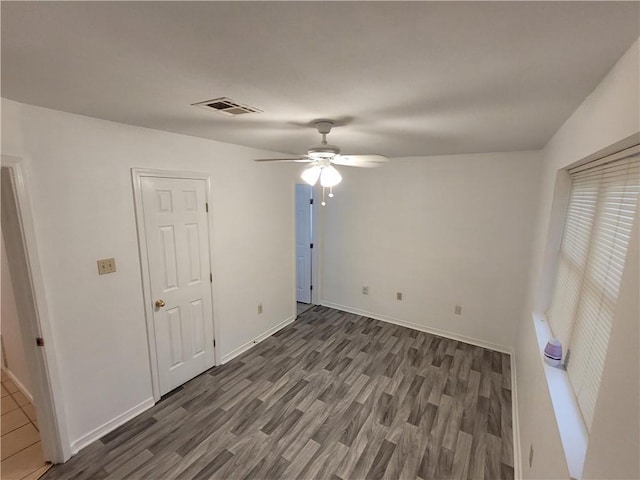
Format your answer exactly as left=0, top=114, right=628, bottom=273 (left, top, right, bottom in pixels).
left=296, top=302, right=313, bottom=317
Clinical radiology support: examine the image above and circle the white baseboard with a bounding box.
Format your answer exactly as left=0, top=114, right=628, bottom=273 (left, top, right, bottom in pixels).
left=69, top=397, right=155, bottom=455
left=2, top=367, right=33, bottom=403
left=511, top=353, right=522, bottom=479
left=221, top=315, right=296, bottom=364
left=320, top=301, right=512, bottom=354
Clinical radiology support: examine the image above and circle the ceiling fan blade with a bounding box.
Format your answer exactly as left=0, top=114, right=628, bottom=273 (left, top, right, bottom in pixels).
left=254, top=157, right=312, bottom=163
left=332, top=154, right=389, bottom=168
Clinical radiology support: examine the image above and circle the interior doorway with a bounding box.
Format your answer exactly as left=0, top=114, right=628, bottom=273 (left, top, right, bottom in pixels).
left=295, top=184, right=313, bottom=316
left=1, top=194, right=47, bottom=477
left=0, top=158, right=69, bottom=466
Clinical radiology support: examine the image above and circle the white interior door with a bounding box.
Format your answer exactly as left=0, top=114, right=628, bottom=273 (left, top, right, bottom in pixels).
left=140, top=176, right=215, bottom=395
left=296, top=184, right=312, bottom=303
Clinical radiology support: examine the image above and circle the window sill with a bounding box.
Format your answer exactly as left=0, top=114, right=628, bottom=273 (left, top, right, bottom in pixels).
left=532, top=313, right=587, bottom=480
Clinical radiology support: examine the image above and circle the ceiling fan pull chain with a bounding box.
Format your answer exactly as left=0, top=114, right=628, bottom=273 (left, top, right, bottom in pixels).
left=321, top=187, right=327, bottom=206
left=328, top=186, right=334, bottom=198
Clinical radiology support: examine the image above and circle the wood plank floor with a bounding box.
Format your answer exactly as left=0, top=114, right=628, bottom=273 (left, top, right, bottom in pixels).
left=42, top=306, right=514, bottom=480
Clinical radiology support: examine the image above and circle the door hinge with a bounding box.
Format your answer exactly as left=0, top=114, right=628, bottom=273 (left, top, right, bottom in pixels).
left=36, top=337, right=45, bottom=347
left=205, top=202, right=209, bottom=212
left=310, top=198, right=314, bottom=205
left=310, top=285, right=313, bottom=291
left=210, top=272, right=213, bottom=283
left=310, top=243, right=314, bottom=249
left=213, top=339, right=216, bottom=348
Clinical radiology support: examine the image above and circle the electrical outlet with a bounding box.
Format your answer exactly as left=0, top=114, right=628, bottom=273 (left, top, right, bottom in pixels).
left=396, top=292, right=403, bottom=301
left=257, top=303, right=263, bottom=314
left=454, top=305, right=462, bottom=315
left=97, top=258, right=116, bottom=275
left=362, top=286, right=369, bottom=295
left=529, top=444, right=534, bottom=468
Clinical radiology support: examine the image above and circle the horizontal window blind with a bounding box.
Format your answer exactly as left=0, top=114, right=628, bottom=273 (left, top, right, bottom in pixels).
left=547, top=147, right=639, bottom=431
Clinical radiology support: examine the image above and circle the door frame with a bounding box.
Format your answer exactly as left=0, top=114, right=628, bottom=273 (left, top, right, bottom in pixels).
left=1, top=156, right=71, bottom=462
left=131, top=168, right=219, bottom=402
left=293, top=182, right=321, bottom=311
left=295, top=183, right=313, bottom=304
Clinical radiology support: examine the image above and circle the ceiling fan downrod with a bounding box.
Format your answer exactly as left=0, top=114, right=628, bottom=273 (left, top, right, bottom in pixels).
left=315, top=120, right=334, bottom=147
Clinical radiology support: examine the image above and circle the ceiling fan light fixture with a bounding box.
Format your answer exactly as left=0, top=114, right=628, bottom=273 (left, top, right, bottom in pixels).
left=320, top=165, right=342, bottom=187
left=255, top=118, right=388, bottom=206
left=301, top=165, right=321, bottom=186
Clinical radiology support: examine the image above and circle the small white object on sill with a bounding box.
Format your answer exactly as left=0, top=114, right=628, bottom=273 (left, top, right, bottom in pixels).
left=544, top=338, right=563, bottom=367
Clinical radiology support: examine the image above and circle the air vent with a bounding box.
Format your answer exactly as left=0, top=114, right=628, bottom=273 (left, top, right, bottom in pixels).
left=192, top=97, right=262, bottom=116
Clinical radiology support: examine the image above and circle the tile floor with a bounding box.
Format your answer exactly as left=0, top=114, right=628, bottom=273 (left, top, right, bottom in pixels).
left=1, top=370, right=50, bottom=480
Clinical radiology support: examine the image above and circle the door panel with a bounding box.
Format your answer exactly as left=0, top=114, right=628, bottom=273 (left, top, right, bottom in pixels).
left=186, top=223, right=201, bottom=283
left=167, top=307, right=183, bottom=367
left=159, top=226, right=178, bottom=290
left=191, top=299, right=205, bottom=355
left=141, top=177, right=215, bottom=395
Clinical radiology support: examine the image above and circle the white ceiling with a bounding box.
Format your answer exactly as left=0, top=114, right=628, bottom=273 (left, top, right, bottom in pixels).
left=2, top=2, right=638, bottom=157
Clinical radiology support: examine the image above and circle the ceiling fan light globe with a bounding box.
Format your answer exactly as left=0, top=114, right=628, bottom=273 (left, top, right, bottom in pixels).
left=301, top=165, right=321, bottom=186
left=320, top=165, right=342, bottom=187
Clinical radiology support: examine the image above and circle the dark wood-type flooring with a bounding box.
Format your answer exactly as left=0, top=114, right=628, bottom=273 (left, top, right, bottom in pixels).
left=42, top=306, right=514, bottom=480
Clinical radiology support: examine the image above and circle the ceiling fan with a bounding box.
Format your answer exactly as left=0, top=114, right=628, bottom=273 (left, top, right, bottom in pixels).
left=254, top=120, right=388, bottom=205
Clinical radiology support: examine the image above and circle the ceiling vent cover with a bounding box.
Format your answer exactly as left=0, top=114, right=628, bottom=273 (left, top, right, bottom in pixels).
left=192, top=97, right=262, bottom=116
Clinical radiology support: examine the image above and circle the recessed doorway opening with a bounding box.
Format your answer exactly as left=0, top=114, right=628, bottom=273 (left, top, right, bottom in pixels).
left=295, top=184, right=314, bottom=317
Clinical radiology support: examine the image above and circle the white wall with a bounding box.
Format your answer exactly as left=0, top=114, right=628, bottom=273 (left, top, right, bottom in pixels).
left=0, top=227, right=33, bottom=396
left=582, top=220, right=638, bottom=480
left=321, top=150, right=541, bottom=351
left=515, top=39, right=639, bottom=479
left=1, top=99, right=297, bottom=451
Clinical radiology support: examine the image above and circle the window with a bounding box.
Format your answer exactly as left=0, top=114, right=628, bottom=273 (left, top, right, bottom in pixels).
left=547, top=146, right=639, bottom=431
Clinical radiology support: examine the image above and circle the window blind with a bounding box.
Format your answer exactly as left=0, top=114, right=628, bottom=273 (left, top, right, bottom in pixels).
left=547, top=147, right=639, bottom=431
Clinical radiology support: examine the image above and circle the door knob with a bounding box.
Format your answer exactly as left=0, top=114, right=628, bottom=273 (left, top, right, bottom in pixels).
left=155, top=299, right=166, bottom=308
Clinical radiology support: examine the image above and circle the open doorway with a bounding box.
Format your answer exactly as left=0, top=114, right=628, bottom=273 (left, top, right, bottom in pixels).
left=0, top=158, right=69, bottom=470
left=1, top=167, right=50, bottom=477
left=295, top=184, right=313, bottom=316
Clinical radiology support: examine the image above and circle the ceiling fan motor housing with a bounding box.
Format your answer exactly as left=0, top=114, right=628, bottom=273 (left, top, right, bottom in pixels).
left=308, top=144, right=340, bottom=158
left=314, top=120, right=334, bottom=135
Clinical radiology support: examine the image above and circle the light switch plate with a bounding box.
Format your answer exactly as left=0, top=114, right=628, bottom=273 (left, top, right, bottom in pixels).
left=97, top=258, right=116, bottom=275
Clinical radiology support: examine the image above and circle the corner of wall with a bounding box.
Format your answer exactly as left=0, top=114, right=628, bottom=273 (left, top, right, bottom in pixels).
left=69, top=397, right=155, bottom=455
